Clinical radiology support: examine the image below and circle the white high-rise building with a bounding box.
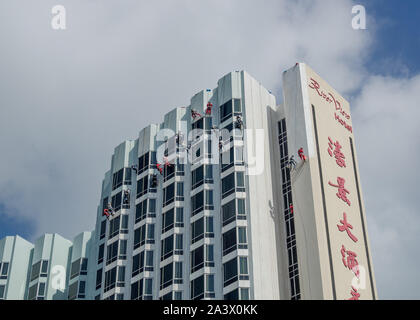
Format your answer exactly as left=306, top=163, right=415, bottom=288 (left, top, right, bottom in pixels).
left=0, top=64, right=377, bottom=300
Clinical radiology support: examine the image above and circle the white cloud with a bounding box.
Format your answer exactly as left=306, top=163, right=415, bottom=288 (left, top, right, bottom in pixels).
left=353, top=74, right=420, bottom=299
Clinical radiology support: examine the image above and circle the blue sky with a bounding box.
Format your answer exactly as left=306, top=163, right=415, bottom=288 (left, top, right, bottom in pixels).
left=362, top=0, right=420, bottom=77
left=0, top=0, right=419, bottom=299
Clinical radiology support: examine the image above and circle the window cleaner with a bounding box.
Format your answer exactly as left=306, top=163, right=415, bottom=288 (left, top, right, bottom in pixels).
left=191, top=109, right=201, bottom=120
left=298, top=147, right=306, bottom=161
left=163, top=156, right=173, bottom=168
left=205, top=102, right=213, bottom=115
left=123, top=189, right=130, bottom=205
left=131, top=165, right=138, bottom=174
left=289, top=204, right=294, bottom=214
left=103, top=209, right=111, bottom=220
left=235, top=115, right=243, bottom=130
left=287, top=155, right=297, bottom=170
left=156, top=163, right=163, bottom=175
left=107, top=203, right=115, bottom=216
left=151, top=174, right=158, bottom=188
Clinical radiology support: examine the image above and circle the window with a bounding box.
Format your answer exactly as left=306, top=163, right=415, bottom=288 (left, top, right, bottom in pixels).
left=160, top=263, right=173, bottom=290
left=191, top=191, right=204, bottom=216
left=138, top=152, right=150, bottom=175
left=190, top=275, right=204, bottom=300
left=149, top=199, right=156, bottom=215
left=222, top=172, right=235, bottom=198
left=144, top=278, right=153, bottom=296
left=123, top=167, right=132, bottom=185
left=233, top=99, right=241, bottom=113
left=100, top=220, right=106, bottom=240
left=224, top=288, right=239, bottom=300
left=132, top=251, right=144, bottom=277
left=71, top=259, right=81, bottom=280
left=174, top=291, right=182, bottom=300
left=175, top=208, right=184, bottom=227
left=162, top=208, right=174, bottom=233
left=0, top=285, right=5, bottom=299
left=0, top=262, right=9, bottom=279
left=68, top=281, right=78, bottom=300
left=28, top=284, right=37, bottom=300
left=136, top=199, right=147, bottom=223
left=78, top=281, right=86, bottom=298
left=121, top=215, right=129, bottom=234
left=223, top=228, right=237, bottom=256
left=237, top=199, right=246, bottom=218
left=117, top=266, right=125, bottom=287
left=235, top=146, right=244, bottom=165
left=136, top=175, right=149, bottom=198
left=131, top=279, right=143, bottom=300
left=112, top=168, right=124, bottom=190
left=191, top=246, right=204, bottom=273
left=30, top=261, right=41, bottom=282
left=98, top=244, right=105, bottom=264
left=164, top=163, right=175, bottom=182
left=175, top=234, right=183, bottom=255
left=104, top=267, right=117, bottom=292
left=146, top=224, right=155, bottom=243
left=161, top=235, right=174, bottom=261
left=109, top=215, right=121, bottom=238
left=176, top=182, right=184, bottom=201
left=223, top=258, right=238, bottom=287
left=205, top=190, right=214, bottom=210
left=192, top=165, right=204, bottom=189
left=238, top=227, right=247, bottom=249
left=111, top=192, right=122, bottom=212
left=221, top=147, right=234, bottom=172
left=106, top=241, right=119, bottom=265
left=145, top=250, right=154, bottom=271
left=222, top=199, right=236, bottom=226
left=205, top=245, right=214, bottom=267
left=236, top=172, right=245, bottom=190
left=206, top=274, right=214, bottom=293
left=220, top=100, right=233, bottom=123
left=239, top=257, right=248, bottom=276
left=205, top=165, right=213, bottom=183
left=134, top=225, right=146, bottom=249
left=205, top=216, right=214, bottom=237
left=41, top=260, right=49, bottom=277
left=96, top=269, right=102, bottom=290
left=191, top=217, right=204, bottom=244
left=174, top=262, right=183, bottom=283
left=119, top=240, right=127, bottom=260
left=240, top=288, right=249, bottom=300
left=163, top=183, right=175, bottom=206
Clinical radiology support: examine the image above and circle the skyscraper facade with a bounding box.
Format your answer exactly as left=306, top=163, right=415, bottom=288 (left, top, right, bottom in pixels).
left=0, top=64, right=377, bottom=300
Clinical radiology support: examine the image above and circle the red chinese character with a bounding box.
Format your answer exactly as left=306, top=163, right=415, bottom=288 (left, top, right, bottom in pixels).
left=341, top=245, right=360, bottom=277
left=329, top=177, right=351, bottom=206
left=337, top=212, right=358, bottom=243
left=328, top=137, right=346, bottom=168
left=349, top=286, right=360, bottom=300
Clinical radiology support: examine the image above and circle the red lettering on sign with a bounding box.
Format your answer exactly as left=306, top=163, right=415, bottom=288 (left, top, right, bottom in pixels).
left=349, top=286, right=360, bottom=300
left=329, top=177, right=351, bottom=206
left=337, top=212, right=358, bottom=243
left=328, top=137, right=346, bottom=168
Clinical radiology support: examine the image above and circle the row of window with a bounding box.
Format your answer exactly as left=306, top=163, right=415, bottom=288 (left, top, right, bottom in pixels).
left=278, top=118, right=301, bottom=300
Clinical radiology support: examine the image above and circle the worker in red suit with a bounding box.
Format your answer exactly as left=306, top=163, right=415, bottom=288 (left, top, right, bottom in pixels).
left=298, top=147, right=306, bottom=161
